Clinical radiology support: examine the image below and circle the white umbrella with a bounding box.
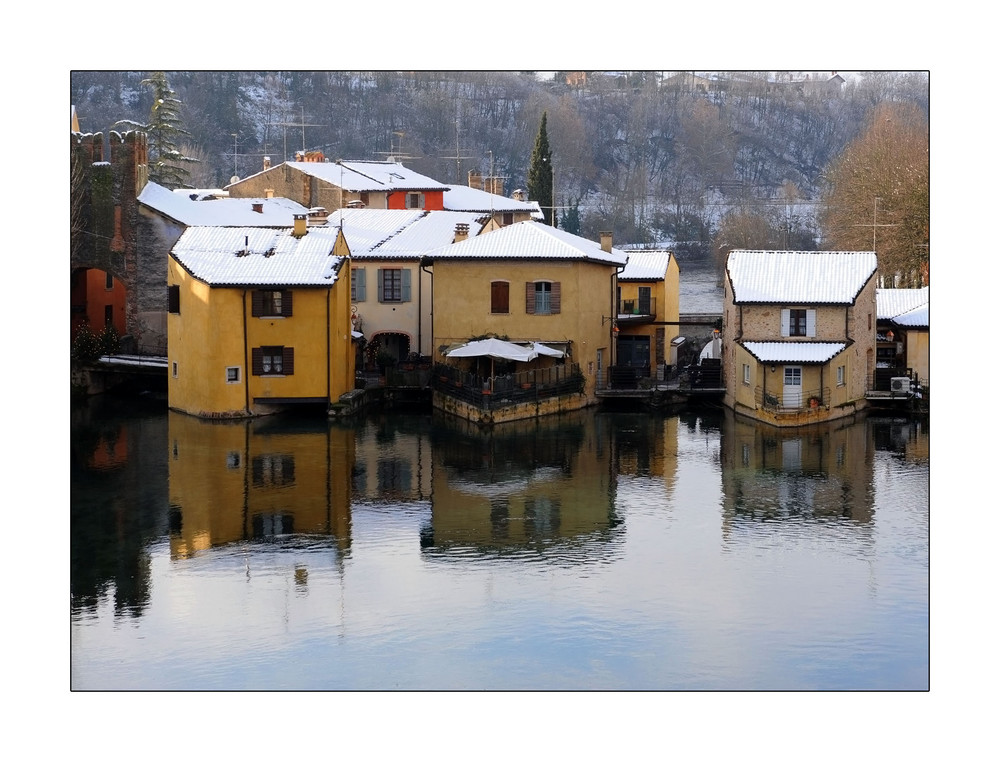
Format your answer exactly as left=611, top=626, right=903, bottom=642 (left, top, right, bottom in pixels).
left=529, top=342, right=564, bottom=358
left=446, top=338, right=537, bottom=362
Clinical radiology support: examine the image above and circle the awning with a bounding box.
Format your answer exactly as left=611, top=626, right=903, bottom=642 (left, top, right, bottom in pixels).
left=741, top=341, right=846, bottom=364
left=445, top=338, right=564, bottom=362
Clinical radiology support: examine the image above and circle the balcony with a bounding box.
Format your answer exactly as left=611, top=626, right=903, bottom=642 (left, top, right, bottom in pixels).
left=616, top=297, right=656, bottom=322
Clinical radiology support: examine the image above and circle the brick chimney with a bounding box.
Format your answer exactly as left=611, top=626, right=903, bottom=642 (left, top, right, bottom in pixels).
left=263, top=156, right=271, bottom=171
left=292, top=214, right=308, bottom=238
left=600, top=231, right=613, bottom=252
left=252, top=202, right=264, bottom=213
left=454, top=223, right=470, bottom=243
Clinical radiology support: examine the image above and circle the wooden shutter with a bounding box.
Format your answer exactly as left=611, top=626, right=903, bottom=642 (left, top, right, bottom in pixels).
left=551, top=282, right=561, bottom=314
left=491, top=281, right=509, bottom=313
left=252, top=290, right=264, bottom=317
left=252, top=347, right=264, bottom=375
left=401, top=269, right=411, bottom=302
left=355, top=268, right=366, bottom=302
left=780, top=308, right=790, bottom=337
left=282, top=290, right=293, bottom=316
left=168, top=285, right=180, bottom=314
left=525, top=282, right=535, bottom=314
left=806, top=309, right=816, bottom=337
left=377, top=269, right=384, bottom=302
left=282, top=346, right=295, bottom=375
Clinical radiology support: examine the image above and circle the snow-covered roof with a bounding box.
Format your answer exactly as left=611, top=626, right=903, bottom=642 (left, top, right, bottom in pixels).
left=741, top=341, right=847, bottom=364
left=170, top=226, right=346, bottom=286
left=368, top=211, right=486, bottom=259
left=140, top=182, right=311, bottom=226
left=890, top=303, right=928, bottom=328
left=442, top=184, right=542, bottom=218
left=619, top=249, right=673, bottom=281
left=876, top=287, right=929, bottom=321
left=727, top=250, right=877, bottom=304
left=230, top=160, right=449, bottom=193
left=425, top=220, right=629, bottom=266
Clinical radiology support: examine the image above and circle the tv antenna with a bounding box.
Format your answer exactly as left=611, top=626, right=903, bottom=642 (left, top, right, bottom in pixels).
left=440, top=112, right=477, bottom=184
left=270, top=105, right=326, bottom=160
left=375, top=130, right=420, bottom=163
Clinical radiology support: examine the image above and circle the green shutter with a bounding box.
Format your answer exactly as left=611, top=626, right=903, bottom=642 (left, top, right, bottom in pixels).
left=401, top=269, right=411, bottom=302
left=377, top=269, right=384, bottom=302
left=356, top=268, right=366, bottom=302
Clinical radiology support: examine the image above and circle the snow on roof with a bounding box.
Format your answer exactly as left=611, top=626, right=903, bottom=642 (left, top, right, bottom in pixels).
left=876, top=287, right=929, bottom=320
left=170, top=226, right=346, bottom=286
left=890, top=303, right=928, bottom=328
left=619, top=249, right=673, bottom=280
left=727, top=250, right=877, bottom=304
left=140, top=181, right=311, bottom=226
left=425, top=220, right=629, bottom=266
left=368, top=211, right=486, bottom=259
left=741, top=341, right=847, bottom=364
left=231, top=160, right=450, bottom=193
left=442, top=184, right=541, bottom=216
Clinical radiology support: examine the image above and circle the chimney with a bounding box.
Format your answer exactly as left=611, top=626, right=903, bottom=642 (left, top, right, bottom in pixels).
left=292, top=214, right=308, bottom=238
left=600, top=231, right=613, bottom=252
left=263, top=156, right=271, bottom=171
left=265, top=188, right=274, bottom=198
left=252, top=202, right=263, bottom=213
left=454, top=223, right=470, bottom=243
left=512, top=188, right=526, bottom=202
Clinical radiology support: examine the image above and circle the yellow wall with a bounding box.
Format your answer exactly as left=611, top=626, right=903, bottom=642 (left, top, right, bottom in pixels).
left=431, top=258, right=616, bottom=401
left=905, top=329, right=930, bottom=386
left=168, top=255, right=355, bottom=418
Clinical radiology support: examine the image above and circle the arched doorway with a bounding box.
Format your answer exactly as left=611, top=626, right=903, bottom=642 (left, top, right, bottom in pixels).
left=365, top=332, right=412, bottom=370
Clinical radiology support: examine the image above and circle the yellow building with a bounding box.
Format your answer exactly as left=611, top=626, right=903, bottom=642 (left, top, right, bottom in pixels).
left=723, top=250, right=878, bottom=427
left=615, top=249, right=681, bottom=377
left=426, top=221, right=629, bottom=420
left=167, top=217, right=356, bottom=417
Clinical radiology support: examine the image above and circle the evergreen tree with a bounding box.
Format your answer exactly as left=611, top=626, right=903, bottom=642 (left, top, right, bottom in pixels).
left=527, top=112, right=554, bottom=226
left=115, top=71, right=198, bottom=189
left=561, top=197, right=581, bottom=235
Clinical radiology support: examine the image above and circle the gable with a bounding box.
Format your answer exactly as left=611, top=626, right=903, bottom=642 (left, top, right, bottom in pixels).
left=727, top=250, right=877, bottom=304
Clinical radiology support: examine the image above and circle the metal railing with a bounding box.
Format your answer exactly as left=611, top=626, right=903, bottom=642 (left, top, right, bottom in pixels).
left=433, top=363, right=584, bottom=409
left=617, top=297, right=656, bottom=317
left=755, top=385, right=831, bottom=411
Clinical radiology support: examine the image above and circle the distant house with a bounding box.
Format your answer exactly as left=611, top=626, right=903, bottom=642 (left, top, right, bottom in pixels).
left=426, top=220, right=629, bottom=422
left=876, top=287, right=929, bottom=389
left=167, top=218, right=355, bottom=418
left=225, top=157, right=450, bottom=212
left=443, top=182, right=543, bottom=228
left=722, top=250, right=878, bottom=427
left=614, top=249, right=682, bottom=380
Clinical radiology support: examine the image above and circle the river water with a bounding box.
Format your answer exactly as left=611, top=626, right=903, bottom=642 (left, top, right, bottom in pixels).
left=70, top=394, right=928, bottom=691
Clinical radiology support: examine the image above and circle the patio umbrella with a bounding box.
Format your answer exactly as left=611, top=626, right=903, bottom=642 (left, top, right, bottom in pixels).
left=446, top=338, right=538, bottom=384
left=529, top=342, right=564, bottom=358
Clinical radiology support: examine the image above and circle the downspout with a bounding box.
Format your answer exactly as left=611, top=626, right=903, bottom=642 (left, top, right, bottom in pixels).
left=242, top=290, right=251, bottom=415
left=611, top=263, right=626, bottom=366
left=420, top=256, right=433, bottom=359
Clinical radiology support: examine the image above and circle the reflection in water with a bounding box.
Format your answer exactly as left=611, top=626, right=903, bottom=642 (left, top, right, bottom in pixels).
left=166, top=412, right=354, bottom=560
left=71, top=397, right=928, bottom=690
left=421, top=412, right=623, bottom=562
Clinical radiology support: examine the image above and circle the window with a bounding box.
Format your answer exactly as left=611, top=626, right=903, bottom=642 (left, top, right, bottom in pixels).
left=252, top=289, right=292, bottom=317
left=105, top=272, right=114, bottom=290
left=378, top=268, right=411, bottom=303
left=406, top=192, right=424, bottom=209
left=168, top=285, right=180, bottom=314
left=252, top=346, right=294, bottom=376
left=172, top=362, right=178, bottom=378
left=351, top=268, right=366, bottom=302
left=637, top=286, right=651, bottom=314
left=743, top=363, right=751, bottom=385
left=491, top=281, right=510, bottom=314
left=837, top=365, right=845, bottom=386
left=526, top=281, right=560, bottom=315
left=226, top=366, right=241, bottom=384
left=781, top=308, right=815, bottom=337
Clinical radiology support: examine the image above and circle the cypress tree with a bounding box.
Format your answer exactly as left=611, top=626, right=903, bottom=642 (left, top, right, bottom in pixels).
left=527, top=112, right=554, bottom=226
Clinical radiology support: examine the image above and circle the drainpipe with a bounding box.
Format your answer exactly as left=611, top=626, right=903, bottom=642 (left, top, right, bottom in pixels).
left=242, top=290, right=251, bottom=415
left=420, top=256, right=433, bottom=359
left=326, top=287, right=332, bottom=404
left=611, top=262, right=626, bottom=367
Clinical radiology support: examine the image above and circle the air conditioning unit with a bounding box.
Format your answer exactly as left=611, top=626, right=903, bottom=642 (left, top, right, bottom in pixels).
left=890, top=376, right=911, bottom=394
